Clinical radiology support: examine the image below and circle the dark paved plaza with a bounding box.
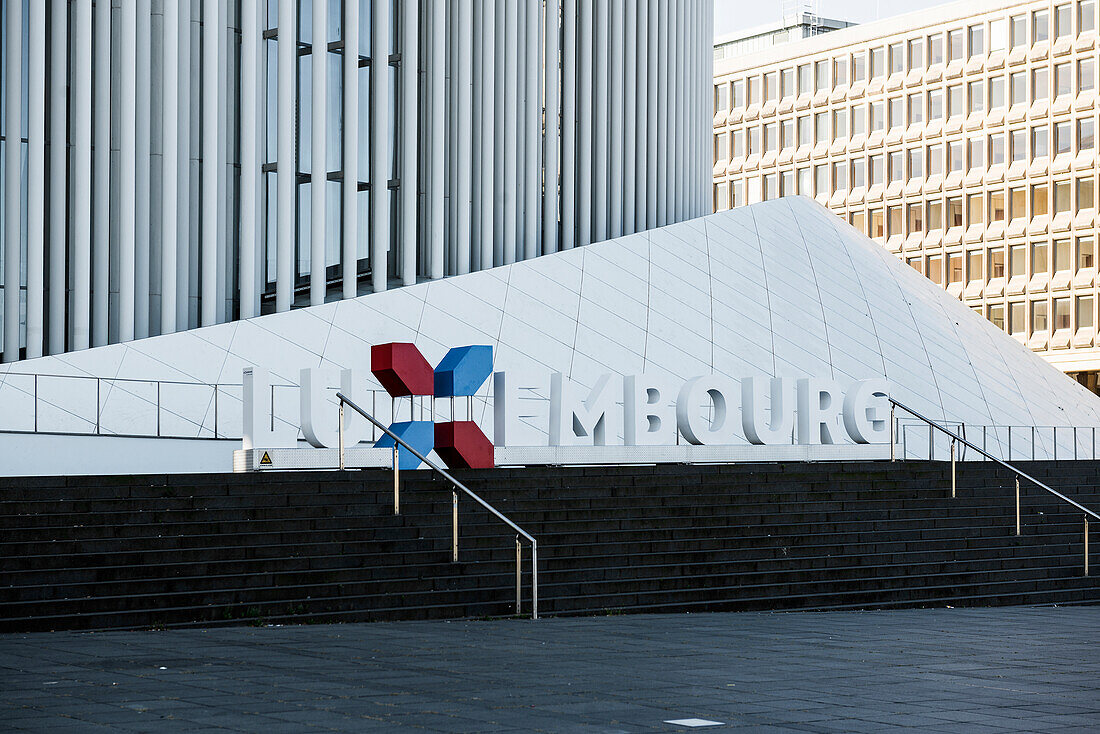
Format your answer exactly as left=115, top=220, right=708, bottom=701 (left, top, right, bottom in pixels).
left=1, top=606, right=1098, bottom=732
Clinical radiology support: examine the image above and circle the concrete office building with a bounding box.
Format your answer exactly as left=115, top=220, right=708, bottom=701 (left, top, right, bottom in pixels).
left=0, top=0, right=713, bottom=364
left=712, top=0, right=1100, bottom=390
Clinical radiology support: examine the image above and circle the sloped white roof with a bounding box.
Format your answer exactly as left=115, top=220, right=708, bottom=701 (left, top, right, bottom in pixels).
left=4, top=196, right=1099, bottom=444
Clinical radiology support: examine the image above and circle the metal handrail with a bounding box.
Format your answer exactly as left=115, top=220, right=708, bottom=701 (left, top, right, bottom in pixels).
left=335, top=392, right=538, bottom=619
left=889, top=397, right=1096, bottom=576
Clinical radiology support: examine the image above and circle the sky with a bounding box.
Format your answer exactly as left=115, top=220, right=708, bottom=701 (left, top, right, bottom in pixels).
left=714, top=0, right=953, bottom=38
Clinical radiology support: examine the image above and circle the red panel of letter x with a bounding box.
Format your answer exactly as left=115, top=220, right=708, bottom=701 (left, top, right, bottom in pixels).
left=434, top=421, right=495, bottom=469
left=371, top=343, right=435, bottom=396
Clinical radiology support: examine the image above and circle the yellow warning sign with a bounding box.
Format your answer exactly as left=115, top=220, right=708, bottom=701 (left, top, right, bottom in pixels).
left=259, top=451, right=273, bottom=466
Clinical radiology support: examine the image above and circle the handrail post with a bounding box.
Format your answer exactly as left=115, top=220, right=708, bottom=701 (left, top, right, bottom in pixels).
left=33, top=374, right=38, bottom=433
left=1085, top=516, right=1090, bottom=577
left=1053, top=426, right=1057, bottom=462
left=451, top=492, right=459, bottom=562
left=1008, top=426, right=1012, bottom=462
left=929, top=423, right=934, bottom=461
left=393, top=444, right=400, bottom=515
left=338, top=401, right=346, bottom=470
left=1015, top=477, right=1021, bottom=536
left=515, top=535, right=521, bottom=615
left=156, top=381, right=162, bottom=437
left=950, top=439, right=956, bottom=499
left=531, top=540, right=538, bottom=620
left=96, top=378, right=101, bottom=435
left=213, top=385, right=219, bottom=439
left=889, top=404, right=895, bottom=461
left=1032, top=426, right=1036, bottom=461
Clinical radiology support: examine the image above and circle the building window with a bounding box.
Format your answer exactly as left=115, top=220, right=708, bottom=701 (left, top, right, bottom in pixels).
left=908, top=93, right=923, bottom=124
left=852, top=52, right=866, bottom=82
left=990, top=133, right=1005, bottom=165
left=948, top=141, right=964, bottom=172
left=1010, top=71, right=1026, bottom=105
left=967, top=193, right=983, bottom=225
left=990, top=246, right=1006, bottom=278
left=815, top=112, right=829, bottom=143
left=928, top=254, right=944, bottom=285
left=949, top=252, right=963, bottom=283
left=869, top=154, right=884, bottom=185
left=889, top=98, right=904, bottom=129
left=1079, top=118, right=1095, bottom=149
left=990, top=191, right=1006, bottom=221
left=1033, top=67, right=1050, bottom=100
left=732, top=180, right=745, bottom=206
left=1079, top=175, right=1096, bottom=209
left=1055, top=63, right=1072, bottom=97
left=815, top=164, right=829, bottom=195
left=851, top=157, right=865, bottom=188
left=1078, top=296, right=1094, bottom=329
left=870, top=47, right=884, bottom=78
left=834, top=161, right=848, bottom=189
left=968, top=80, right=985, bottom=113
left=1055, top=238, right=1072, bottom=272
left=1055, top=3, right=1072, bottom=39
left=815, top=60, right=829, bottom=91
left=1034, top=241, right=1050, bottom=274
left=1010, top=302, right=1027, bottom=334
left=764, top=71, right=778, bottom=101
left=969, top=24, right=985, bottom=56
left=990, top=303, right=1007, bottom=330
left=780, top=119, right=794, bottom=150
left=1010, top=187, right=1026, bottom=218
left=833, top=109, right=848, bottom=137
left=870, top=208, right=884, bottom=238
left=1010, top=15, right=1027, bottom=48
left=927, top=89, right=944, bottom=119
left=715, top=85, right=729, bottom=113
left=715, top=133, right=728, bottom=163
left=929, top=33, right=944, bottom=64
left=764, top=123, right=778, bottom=152
left=851, top=104, right=866, bottom=135
left=1011, top=243, right=1027, bottom=278
left=928, top=144, right=944, bottom=175
left=1011, top=129, right=1027, bottom=162
left=748, top=75, right=761, bottom=105
left=732, top=130, right=744, bottom=158
left=1081, top=0, right=1097, bottom=34
left=907, top=255, right=922, bottom=271
left=1080, top=58, right=1096, bottom=91
left=715, top=182, right=729, bottom=211
left=1079, top=236, right=1096, bottom=269
left=888, top=206, right=903, bottom=236
left=989, top=75, right=1005, bottom=108
left=948, top=85, right=964, bottom=117
left=1054, top=122, right=1072, bottom=155
left=929, top=199, right=944, bottom=229
left=1033, top=125, right=1049, bottom=158
left=908, top=38, right=924, bottom=70
left=908, top=148, right=923, bottom=178
left=968, top=138, right=984, bottom=169
left=798, top=64, right=812, bottom=95
left=908, top=202, right=923, bottom=232
left=732, top=80, right=745, bottom=108
left=850, top=210, right=865, bottom=231
left=1033, top=183, right=1050, bottom=215
left=889, top=42, right=904, bottom=74
left=967, top=249, right=982, bottom=281
left=798, top=116, right=812, bottom=146
left=990, top=18, right=1008, bottom=51
left=889, top=151, right=904, bottom=182
left=948, top=28, right=964, bottom=61
left=1034, top=9, right=1051, bottom=42
left=797, top=168, right=810, bottom=194
left=781, top=67, right=795, bottom=98
left=1033, top=300, right=1049, bottom=333
left=870, top=101, right=885, bottom=131
left=947, top=196, right=963, bottom=226
left=763, top=173, right=778, bottom=200
left=833, top=58, right=848, bottom=86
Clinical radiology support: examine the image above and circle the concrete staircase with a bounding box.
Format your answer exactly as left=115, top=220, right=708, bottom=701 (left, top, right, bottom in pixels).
left=2, top=461, right=1098, bottom=632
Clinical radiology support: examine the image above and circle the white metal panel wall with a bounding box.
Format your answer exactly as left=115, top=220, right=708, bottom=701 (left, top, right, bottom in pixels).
left=0, top=0, right=710, bottom=364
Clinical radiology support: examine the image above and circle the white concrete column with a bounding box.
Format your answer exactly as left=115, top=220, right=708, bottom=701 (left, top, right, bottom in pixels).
left=456, top=0, right=472, bottom=275
left=479, top=0, right=496, bottom=269
left=609, top=0, right=624, bottom=239
left=656, top=0, right=668, bottom=226
left=429, top=0, right=444, bottom=279
left=492, top=0, right=505, bottom=265
left=371, top=0, right=391, bottom=292
left=593, top=0, right=609, bottom=243
left=560, top=0, right=575, bottom=250
left=471, top=0, right=482, bottom=272
left=503, top=0, right=518, bottom=264
left=92, top=0, right=110, bottom=346
left=674, top=0, right=684, bottom=222
left=635, top=0, right=648, bottom=233
left=161, top=0, right=180, bottom=333
left=544, top=0, right=560, bottom=255
left=311, top=0, right=328, bottom=307
left=176, top=0, right=192, bottom=329
left=446, top=4, right=456, bottom=275
left=48, top=0, right=68, bottom=354
left=401, top=0, right=418, bottom=285
left=120, top=0, right=137, bottom=342
left=343, top=0, right=360, bottom=298
left=135, top=0, right=151, bottom=338
left=646, top=0, right=658, bottom=229
left=27, top=2, right=46, bottom=360
left=72, top=0, right=93, bottom=350
left=203, top=0, right=223, bottom=322
left=623, top=0, right=636, bottom=236
left=523, top=0, right=538, bottom=260
left=276, top=0, right=295, bottom=311
left=3, top=0, right=22, bottom=362
left=238, top=0, right=258, bottom=321
left=576, top=0, right=592, bottom=247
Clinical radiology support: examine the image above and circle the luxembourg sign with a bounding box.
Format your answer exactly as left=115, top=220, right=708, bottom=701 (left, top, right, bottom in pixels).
left=242, top=343, right=892, bottom=470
